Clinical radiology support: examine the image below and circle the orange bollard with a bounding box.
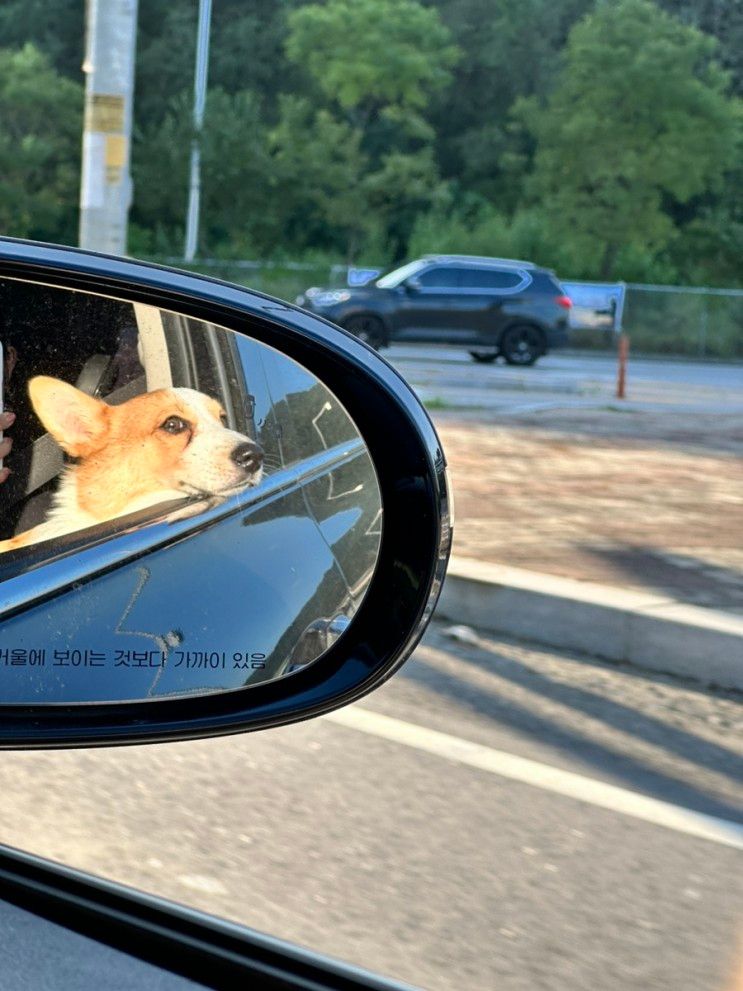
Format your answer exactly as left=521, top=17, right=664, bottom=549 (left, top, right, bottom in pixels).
left=616, top=333, right=629, bottom=399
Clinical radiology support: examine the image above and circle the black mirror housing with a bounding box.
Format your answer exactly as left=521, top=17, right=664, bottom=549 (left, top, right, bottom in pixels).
left=0, top=239, right=452, bottom=748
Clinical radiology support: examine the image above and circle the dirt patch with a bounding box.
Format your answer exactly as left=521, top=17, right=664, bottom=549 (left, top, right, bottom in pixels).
left=434, top=407, right=743, bottom=613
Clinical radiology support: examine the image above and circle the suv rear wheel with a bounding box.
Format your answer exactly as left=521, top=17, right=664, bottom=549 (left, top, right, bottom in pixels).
left=343, top=314, right=386, bottom=350
left=500, top=325, right=545, bottom=366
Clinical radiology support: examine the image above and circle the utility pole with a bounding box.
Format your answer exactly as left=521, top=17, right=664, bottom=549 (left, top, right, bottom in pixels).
left=79, top=0, right=139, bottom=255
left=184, top=0, right=213, bottom=262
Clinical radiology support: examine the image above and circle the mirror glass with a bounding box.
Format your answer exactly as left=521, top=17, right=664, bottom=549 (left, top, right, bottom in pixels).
left=0, top=277, right=382, bottom=704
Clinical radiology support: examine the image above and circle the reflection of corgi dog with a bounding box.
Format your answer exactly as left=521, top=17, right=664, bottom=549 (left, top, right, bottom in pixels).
left=0, top=376, right=263, bottom=553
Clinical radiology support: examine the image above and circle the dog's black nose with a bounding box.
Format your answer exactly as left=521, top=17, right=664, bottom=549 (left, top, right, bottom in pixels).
left=231, top=441, right=264, bottom=473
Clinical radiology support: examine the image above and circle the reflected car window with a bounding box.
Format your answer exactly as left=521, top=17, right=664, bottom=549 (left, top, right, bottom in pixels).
left=237, top=336, right=359, bottom=467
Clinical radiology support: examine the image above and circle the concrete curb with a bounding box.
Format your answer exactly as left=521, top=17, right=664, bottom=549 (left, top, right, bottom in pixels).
left=436, top=557, right=743, bottom=691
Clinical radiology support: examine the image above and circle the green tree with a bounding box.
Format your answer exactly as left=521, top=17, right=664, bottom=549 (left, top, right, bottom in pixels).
left=132, top=88, right=273, bottom=256
left=362, top=148, right=444, bottom=260
left=519, top=0, right=740, bottom=278
left=286, top=0, right=458, bottom=119
left=665, top=156, right=743, bottom=286
left=269, top=100, right=447, bottom=261
left=282, top=0, right=457, bottom=260
left=134, top=1, right=303, bottom=129
left=269, top=97, right=372, bottom=260
left=657, top=1, right=743, bottom=96
left=0, top=44, right=83, bottom=244
left=428, top=0, right=593, bottom=204
left=0, top=1, right=84, bottom=81
left=8, top=0, right=739, bottom=280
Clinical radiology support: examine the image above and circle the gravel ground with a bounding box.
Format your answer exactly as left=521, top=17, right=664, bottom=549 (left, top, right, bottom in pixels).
left=433, top=407, right=743, bottom=612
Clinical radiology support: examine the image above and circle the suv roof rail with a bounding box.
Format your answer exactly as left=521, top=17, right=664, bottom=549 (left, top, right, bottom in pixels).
left=422, top=254, right=537, bottom=269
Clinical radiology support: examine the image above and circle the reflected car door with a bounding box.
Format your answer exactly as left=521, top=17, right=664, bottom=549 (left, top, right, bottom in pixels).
left=169, top=324, right=381, bottom=680
left=235, top=336, right=382, bottom=672
left=392, top=265, right=477, bottom=342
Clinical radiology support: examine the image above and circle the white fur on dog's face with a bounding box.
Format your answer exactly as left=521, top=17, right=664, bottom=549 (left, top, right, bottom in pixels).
left=170, top=387, right=263, bottom=497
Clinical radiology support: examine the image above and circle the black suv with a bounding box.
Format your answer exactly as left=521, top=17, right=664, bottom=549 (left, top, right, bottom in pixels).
left=296, top=255, right=572, bottom=365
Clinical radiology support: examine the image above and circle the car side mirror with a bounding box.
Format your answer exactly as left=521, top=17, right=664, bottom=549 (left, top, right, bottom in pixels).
left=0, top=239, right=451, bottom=748
left=404, top=277, right=422, bottom=293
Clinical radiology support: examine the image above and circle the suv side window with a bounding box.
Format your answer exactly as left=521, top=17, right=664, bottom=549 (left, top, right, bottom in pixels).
left=458, top=268, right=526, bottom=290
left=416, top=266, right=461, bottom=288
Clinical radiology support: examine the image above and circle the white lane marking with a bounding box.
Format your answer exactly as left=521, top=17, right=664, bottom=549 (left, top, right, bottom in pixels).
left=323, top=707, right=743, bottom=851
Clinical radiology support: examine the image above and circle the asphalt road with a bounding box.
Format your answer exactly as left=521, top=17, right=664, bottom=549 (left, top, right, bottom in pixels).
left=0, top=622, right=740, bottom=991
left=383, top=345, right=743, bottom=415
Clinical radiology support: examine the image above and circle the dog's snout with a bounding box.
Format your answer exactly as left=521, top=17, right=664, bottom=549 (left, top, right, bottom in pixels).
left=231, top=441, right=264, bottom=473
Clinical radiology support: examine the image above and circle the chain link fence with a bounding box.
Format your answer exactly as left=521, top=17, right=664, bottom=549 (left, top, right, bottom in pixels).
left=567, top=283, right=743, bottom=359
left=622, top=284, right=743, bottom=360
left=152, top=258, right=743, bottom=361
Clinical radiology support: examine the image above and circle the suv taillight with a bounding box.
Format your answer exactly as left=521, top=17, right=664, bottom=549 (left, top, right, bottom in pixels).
left=555, top=295, right=572, bottom=309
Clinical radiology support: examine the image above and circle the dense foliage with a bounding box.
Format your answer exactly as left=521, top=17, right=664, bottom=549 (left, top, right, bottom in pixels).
left=0, top=0, right=740, bottom=284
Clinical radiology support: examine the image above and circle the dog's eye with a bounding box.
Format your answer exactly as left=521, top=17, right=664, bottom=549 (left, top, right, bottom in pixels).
left=219, top=412, right=228, bottom=427
left=160, top=416, right=190, bottom=435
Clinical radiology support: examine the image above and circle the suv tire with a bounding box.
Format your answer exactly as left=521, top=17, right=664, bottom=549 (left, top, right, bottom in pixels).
left=500, top=325, right=545, bottom=366
left=343, top=314, right=386, bottom=350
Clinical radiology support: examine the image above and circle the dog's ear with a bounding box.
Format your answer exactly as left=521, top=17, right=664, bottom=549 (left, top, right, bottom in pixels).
left=28, top=376, right=109, bottom=458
